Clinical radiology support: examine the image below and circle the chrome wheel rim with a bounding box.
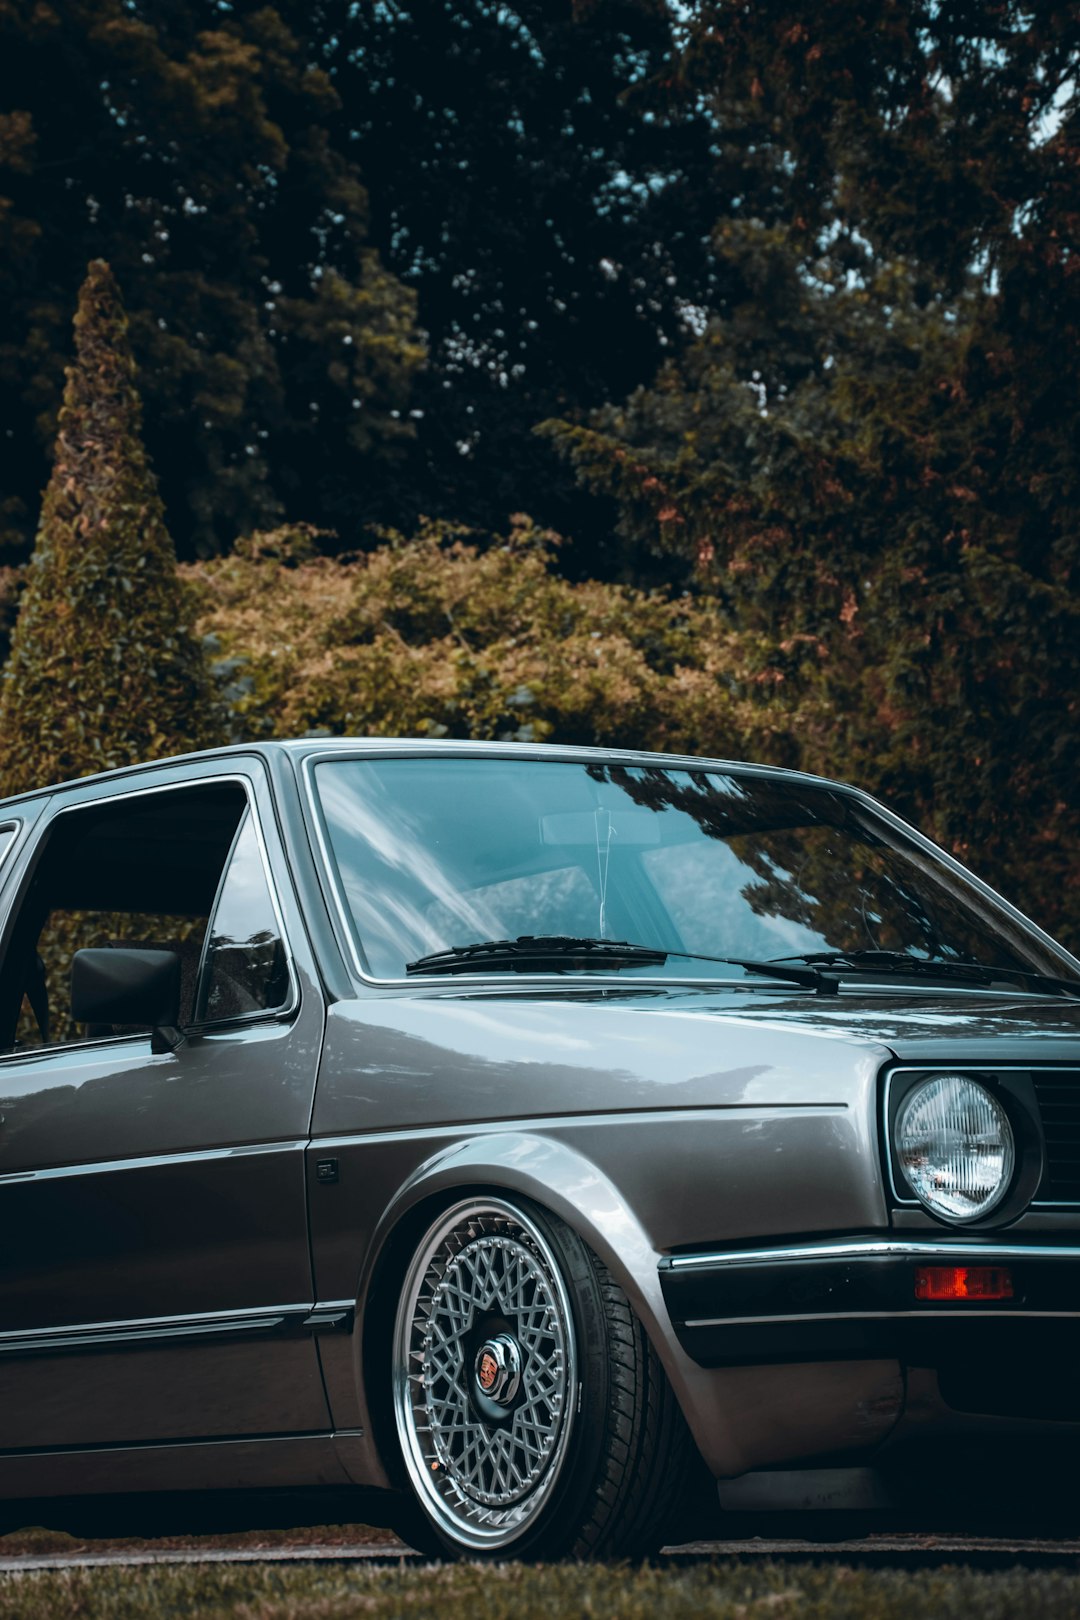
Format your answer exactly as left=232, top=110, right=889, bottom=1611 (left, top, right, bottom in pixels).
left=392, top=1198, right=578, bottom=1551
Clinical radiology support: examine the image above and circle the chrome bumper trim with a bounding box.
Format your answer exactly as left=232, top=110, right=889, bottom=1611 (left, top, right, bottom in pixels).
left=664, top=1238, right=1080, bottom=1272
left=684, top=1307, right=1080, bottom=1328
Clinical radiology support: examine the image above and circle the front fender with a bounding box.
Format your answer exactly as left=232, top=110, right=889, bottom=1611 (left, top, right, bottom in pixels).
left=344, top=1130, right=747, bottom=1480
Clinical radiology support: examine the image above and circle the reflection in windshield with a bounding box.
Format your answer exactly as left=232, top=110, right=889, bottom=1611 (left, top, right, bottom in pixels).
left=313, top=758, right=1076, bottom=983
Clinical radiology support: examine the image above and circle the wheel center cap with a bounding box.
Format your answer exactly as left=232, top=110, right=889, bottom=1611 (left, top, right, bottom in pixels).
left=473, top=1333, right=521, bottom=1406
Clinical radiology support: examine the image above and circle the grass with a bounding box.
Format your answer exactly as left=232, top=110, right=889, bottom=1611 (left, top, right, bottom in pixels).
left=0, top=1522, right=402, bottom=1557
left=1, top=1559, right=1079, bottom=1619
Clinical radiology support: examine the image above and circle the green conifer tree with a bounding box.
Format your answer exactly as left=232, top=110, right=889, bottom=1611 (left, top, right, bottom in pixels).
left=0, top=260, right=223, bottom=797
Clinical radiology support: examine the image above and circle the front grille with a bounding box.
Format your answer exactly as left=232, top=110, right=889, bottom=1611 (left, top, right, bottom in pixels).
left=1032, top=1070, right=1080, bottom=1203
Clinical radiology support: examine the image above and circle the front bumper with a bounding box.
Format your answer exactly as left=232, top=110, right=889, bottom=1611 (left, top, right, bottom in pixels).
left=660, top=1237, right=1080, bottom=1373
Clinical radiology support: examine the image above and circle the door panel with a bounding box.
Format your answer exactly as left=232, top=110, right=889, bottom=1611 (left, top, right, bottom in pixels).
left=0, top=1130, right=309, bottom=1333
left=0, top=1339, right=326, bottom=1451
left=0, top=767, right=330, bottom=1450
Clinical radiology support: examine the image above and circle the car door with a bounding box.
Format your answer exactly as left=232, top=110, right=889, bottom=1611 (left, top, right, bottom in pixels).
left=0, top=759, right=331, bottom=1449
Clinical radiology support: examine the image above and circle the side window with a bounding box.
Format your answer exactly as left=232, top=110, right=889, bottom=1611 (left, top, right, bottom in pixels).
left=0, top=783, right=248, bottom=1054
left=195, top=810, right=290, bottom=1023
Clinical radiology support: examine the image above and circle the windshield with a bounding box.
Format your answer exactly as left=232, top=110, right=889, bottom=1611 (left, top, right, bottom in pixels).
left=312, top=756, right=1077, bottom=984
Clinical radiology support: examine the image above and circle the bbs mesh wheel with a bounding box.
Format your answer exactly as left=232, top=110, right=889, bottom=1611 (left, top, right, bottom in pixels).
left=390, top=1195, right=697, bottom=1560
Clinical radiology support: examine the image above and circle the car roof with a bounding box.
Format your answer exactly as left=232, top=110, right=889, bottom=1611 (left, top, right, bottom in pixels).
left=0, top=735, right=861, bottom=813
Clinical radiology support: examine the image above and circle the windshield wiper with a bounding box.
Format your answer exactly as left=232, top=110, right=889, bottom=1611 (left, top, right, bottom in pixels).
left=769, top=949, right=1080, bottom=999
left=406, top=936, right=666, bottom=975
left=405, top=936, right=840, bottom=992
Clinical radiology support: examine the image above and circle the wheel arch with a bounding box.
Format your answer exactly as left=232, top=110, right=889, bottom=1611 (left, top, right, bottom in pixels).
left=353, top=1131, right=690, bottom=1475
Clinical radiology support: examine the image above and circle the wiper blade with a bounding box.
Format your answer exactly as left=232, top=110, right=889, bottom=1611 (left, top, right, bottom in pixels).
left=770, top=950, right=1080, bottom=999
left=406, top=935, right=840, bottom=992
left=406, top=935, right=667, bottom=975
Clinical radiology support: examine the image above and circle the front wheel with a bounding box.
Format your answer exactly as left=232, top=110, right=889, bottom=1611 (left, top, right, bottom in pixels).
left=390, top=1195, right=697, bottom=1559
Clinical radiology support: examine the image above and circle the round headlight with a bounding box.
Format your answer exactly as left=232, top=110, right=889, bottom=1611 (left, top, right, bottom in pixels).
left=895, top=1074, right=1015, bottom=1223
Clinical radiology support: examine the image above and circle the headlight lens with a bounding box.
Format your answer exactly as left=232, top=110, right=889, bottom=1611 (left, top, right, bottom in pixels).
left=895, top=1074, right=1015, bottom=1223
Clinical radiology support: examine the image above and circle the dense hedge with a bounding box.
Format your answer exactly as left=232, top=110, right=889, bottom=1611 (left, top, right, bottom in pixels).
left=185, top=519, right=825, bottom=762
left=0, top=485, right=1073, bottom=948
left=186, top=520, right=1077, bottom=952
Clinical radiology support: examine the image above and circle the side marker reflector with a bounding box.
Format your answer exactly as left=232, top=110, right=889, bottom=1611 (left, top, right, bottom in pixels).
left=914, top=1265, right=1014, bottom=1302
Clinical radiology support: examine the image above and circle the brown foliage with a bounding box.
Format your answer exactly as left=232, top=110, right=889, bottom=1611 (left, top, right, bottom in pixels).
left=185, top=518, right=826, bottom=765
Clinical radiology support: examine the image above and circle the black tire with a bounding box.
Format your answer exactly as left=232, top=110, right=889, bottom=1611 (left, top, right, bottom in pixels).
left=388, top=1194, right=701, bottom=1560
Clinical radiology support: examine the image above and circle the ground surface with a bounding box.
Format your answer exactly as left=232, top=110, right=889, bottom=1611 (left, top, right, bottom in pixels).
left=3, top=1524, right=1080, bottom=1616
left=4, top=1550, right=1080, bottom=1619
left=4, top=1523, right=1080, bottom=1568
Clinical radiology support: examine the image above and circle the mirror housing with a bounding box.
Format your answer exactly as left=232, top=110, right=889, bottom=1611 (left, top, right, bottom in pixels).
left=71, top=948, right=184, bottom=1053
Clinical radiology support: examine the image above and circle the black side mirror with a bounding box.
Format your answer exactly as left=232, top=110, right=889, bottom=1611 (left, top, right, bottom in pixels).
left=71, top=948, right=184, bottom=1054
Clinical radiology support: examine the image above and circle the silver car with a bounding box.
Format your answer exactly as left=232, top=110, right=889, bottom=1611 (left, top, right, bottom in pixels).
left=0, top=738, right=1078, bottom=1558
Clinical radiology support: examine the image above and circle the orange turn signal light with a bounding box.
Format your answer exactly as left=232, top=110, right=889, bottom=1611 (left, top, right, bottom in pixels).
left=914, top=1265, right=1013, bottom=1302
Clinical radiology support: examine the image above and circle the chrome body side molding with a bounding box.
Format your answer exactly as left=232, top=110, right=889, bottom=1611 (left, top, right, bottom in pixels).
left=0, top=1302, right=355, bottom=1359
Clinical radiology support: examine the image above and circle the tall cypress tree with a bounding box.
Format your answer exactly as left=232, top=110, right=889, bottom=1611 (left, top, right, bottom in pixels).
left=0, top=260, right=222, bottom=797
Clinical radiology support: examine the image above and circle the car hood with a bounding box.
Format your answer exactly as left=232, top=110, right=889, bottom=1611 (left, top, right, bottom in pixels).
left=426, top=978, right=1080, bottom=1071
left=318, top=980, right=1080, bottom=1144
left=622, top=983, right=1080, bottom=1064
left=437, top=972, right=1080, bottom=1062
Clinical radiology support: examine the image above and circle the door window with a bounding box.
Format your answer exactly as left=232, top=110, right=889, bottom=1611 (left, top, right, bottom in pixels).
left=0, top=782, right=291, bottom=1053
